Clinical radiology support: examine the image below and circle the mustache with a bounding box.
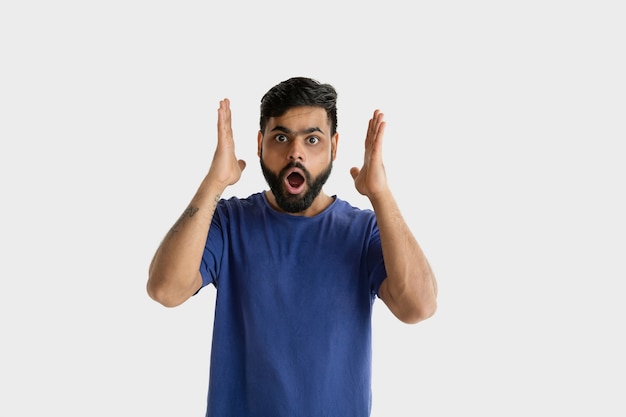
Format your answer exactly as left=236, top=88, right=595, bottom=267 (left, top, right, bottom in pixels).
left=279, top=162, right=308, bottom=178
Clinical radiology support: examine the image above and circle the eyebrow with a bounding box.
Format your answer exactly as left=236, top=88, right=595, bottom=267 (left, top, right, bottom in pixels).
left=271, top=125, right=326, bottom=136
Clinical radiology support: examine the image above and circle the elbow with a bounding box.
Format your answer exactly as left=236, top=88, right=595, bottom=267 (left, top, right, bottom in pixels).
left=399, top=300, right=437, bottom=325
left=147, top=287, right=181, bottom=308
left=381, top=276, right=438, bottom=324
left=146, top=273, right=191, bottom=308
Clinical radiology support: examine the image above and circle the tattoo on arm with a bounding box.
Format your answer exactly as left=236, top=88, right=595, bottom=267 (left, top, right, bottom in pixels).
left=167, top=205, right=199, bottom=239
left=165, top=194, right=221, bottom=241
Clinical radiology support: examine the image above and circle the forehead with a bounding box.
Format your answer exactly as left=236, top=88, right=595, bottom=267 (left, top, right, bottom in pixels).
left=266, top=106, right=330, bottom=133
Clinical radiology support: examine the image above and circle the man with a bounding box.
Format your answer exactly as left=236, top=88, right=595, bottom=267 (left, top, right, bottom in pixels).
left=147, top=77, right=438, bottom=416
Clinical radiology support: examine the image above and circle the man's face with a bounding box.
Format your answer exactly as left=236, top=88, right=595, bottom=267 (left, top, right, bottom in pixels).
left=258, top=106, right=338, bottom=214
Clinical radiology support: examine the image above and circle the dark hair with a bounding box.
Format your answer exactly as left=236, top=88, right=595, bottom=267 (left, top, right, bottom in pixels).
left=259, top=77, right=338, bottom=136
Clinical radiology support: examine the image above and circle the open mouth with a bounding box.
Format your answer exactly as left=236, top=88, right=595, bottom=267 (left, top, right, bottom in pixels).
left=284, top=169, right=305, bottom=194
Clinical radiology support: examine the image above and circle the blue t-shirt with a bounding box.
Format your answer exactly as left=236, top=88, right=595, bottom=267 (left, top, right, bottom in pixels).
left=199, top=192, right=387, bottom=417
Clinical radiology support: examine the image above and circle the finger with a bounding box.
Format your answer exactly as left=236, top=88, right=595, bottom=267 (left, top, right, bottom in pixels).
left=350, top=166, right=360, bottom=180
left=368, top=109, right=384, bottom=139
left=368, top=113, right=385, bottom=162
left=366, top=110, right=379, bottom=148
left=373, top=121, right=386, bottom=153
left=217, top=98, right=233, bottom=141
left=372, top=111, right=384, bottom=135
left=217, top=99, right=226, bottom=128
left=221, top=98, right=231, bottom=121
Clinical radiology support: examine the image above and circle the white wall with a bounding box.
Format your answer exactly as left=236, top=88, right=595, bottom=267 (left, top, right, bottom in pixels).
left=1, top=1, right=624, bottom=416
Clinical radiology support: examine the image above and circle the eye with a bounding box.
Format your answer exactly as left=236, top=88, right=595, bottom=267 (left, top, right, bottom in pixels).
left=274, top=134, right=288, bottom=143
left=307, top=136, right=320, bottom=145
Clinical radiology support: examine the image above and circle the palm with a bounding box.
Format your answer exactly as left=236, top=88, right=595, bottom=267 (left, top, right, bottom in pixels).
left=351, top=109, right=388, bottom=198
left=209, top=98, right=246, bottom=187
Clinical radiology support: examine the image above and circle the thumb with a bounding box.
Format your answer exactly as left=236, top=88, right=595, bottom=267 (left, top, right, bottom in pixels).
left=238, top=159, right=247, bottom=171
left=349, top=167, right=360, bottom=180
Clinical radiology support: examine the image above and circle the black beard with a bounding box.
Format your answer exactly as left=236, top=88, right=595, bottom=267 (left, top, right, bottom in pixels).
left=260, top=158, right=333, bottom=213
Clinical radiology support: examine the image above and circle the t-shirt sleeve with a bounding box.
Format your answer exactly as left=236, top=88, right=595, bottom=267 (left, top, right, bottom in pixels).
left=199, top=205, right=226, bottom=290
left=367, top=223, right=387, bottom=297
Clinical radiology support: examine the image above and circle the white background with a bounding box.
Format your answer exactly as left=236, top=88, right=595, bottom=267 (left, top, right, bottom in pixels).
left=1, top=1, right=624, bottom=416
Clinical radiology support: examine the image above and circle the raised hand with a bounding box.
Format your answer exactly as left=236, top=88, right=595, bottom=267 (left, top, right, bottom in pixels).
left=207, top=98, right=247, bottom=190
left=350, top=109, right=389, bottom=199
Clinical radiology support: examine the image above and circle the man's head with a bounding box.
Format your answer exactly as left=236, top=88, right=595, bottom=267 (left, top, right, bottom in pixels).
left=259, top=77, right=338, bottom=137
left=258, top=77, right=339, bottom=215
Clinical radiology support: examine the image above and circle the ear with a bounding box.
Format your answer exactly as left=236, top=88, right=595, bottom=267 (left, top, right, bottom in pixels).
left=331, top=132, right=339, bottom=161
left=257, top=130, right=263, bottom=157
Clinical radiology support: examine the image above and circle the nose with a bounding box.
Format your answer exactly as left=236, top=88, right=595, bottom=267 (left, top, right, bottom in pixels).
left=287, top=139, right=305, bottom=162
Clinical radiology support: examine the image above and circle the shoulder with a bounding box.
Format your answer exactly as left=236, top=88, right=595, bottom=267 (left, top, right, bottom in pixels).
left=212, top=192, right=266, bottom=225
left=327, top=196, right=377, bottom=228
left=330, top=196, right=374, bottom=216
left=217, top=192, right=265, bottom=210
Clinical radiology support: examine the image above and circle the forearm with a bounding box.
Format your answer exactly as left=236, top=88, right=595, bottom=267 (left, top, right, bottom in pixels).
left=147, top=177, right=224, bottom=307
left=370, top=190, right=438, bottom=323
